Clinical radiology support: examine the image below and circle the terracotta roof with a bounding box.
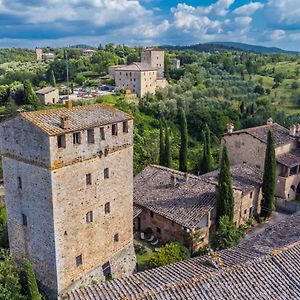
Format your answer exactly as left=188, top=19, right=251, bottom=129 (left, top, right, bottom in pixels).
left=201, top=164, right=263, bottom=194
left=223, top=123, right=296, bottom=147
left=133, top=165, right=216, bottom=229
left=36, top=87, right=57, bottom=94
left=277, top=149, right=300, bottom=168
left=67, top=212, right=300, bottom=300
left=114, top=62, right=158, bottom=72
left=19, top=104, right=132, bottom=136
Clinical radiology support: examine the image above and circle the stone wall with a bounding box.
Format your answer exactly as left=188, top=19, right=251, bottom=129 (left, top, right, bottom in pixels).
left=141, top=49, right=164, bottom=78
left=38, top=90, right=59, bottom=105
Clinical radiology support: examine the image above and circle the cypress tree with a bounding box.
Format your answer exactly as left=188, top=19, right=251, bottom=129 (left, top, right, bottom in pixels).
left=179, top=108, right=188, bottom=172
left=217, top=145, right=234, bottom=224
left=23, top=80, right=41, bottom=110
left=23, top=258, right=42, bottom=300
left=199, top=130, right=207, bottom=174
left=165, top=125, right=172, bottom=168
left=261, top=130, right=276, bottom=219
left=159, top=120, right=165, bottom=166
left=205, top=124, right=213, bottom=172
left=50, top=70, right=56, bottom=87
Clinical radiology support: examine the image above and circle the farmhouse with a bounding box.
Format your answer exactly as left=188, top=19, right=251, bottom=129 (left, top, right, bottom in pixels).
left=36, top=87, right=59, bottom=105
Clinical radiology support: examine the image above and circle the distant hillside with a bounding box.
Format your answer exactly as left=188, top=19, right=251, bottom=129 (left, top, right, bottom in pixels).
left=164, top=42, right=299, bottom=55
left=70, top=44, right=96, bottom=50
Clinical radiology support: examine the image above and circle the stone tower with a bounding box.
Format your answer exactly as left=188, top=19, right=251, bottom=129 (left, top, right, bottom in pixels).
left=141, top=48, right=165, bottom=78
left=0, top=103, right=136, bottom=299
left=36, top=48, right=43, bottom=61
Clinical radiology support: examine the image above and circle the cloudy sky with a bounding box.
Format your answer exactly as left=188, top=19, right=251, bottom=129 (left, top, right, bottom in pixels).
left=0, top=0, right=299, bottom=50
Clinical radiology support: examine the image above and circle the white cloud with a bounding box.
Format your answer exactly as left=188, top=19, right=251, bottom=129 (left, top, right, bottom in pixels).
left=269, top=29, right=285, bottom=41
left=234, top=16, right=252, bottom=26
left=233, top=2, right=264, bottom=16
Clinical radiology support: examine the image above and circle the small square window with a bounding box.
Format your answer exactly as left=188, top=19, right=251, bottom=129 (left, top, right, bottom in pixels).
left=105, top=202, right=111, bottom=214
left=112, top=124, right=118, bottom=136
left=156, top=227, right=161, bottom=234
left=22, top=214, right=27, bottom=226
left=76, top=255, right=82, bottom=267
left=104, top=168, right=109, bottom=179
left=114, top=233, right=119, bottom=242
left=123, top=121, right=128, bottom=133
left=86, top=174, right=92, bottom=185
left=73, top=132, right=81, bottom=144
left=57, top=135, right=66, bottom=148
left=100, top=127, right=105, bottom=140
left=87, top=129, right=95, bottom=144
left=17, top=177, right=22, bottom=189
left=86, top=211, right=93, bottom=223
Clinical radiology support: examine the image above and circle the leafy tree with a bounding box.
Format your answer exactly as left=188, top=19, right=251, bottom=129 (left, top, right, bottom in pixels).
left=159, top=120, right=165, bottom=166
left=212, top=215, right=243, bottom=250
left=148, top=242, right=190, bottom=268
left=4, top=97, right=18, bottom=118
left=50, top=70, right=56, bottom=87
left=179, top=108, right=188, bottom=172
left=217, top=145, right=234, bottom=224
left=23, top=258, right=42, bottom=300
left=274, top=73, right=284, bottom=84
left=0, top=250, right=25, bottom=300
left=254, top=85, right=265, bottom=95
left=261, top=130, right=276, bottom=219
left=23, top=80, right=41, bottom=109
left=165, top=125, right=172, bottom=168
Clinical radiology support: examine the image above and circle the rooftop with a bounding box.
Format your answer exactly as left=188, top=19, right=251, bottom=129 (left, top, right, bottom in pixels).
left=114, top=62, right=158, bottom=72
left=19, top=104, right=132, bottom=136
left=201, top=164, right=263, bottom=194
left=133, top=165, right=216, bottom=229
left=277, top=149, right=300, bottom=168
left=36, top=87, right=57, bottom=95
left=223, top=123, right=296, bottom=147
left=67, top=212, right=300, bottom=300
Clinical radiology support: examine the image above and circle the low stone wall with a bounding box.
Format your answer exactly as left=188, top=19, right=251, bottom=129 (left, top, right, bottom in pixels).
left=275, top=198, right=300, bottom=213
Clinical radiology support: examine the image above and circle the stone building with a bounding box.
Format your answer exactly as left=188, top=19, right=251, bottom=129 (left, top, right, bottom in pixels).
left=82, top=49, right=95, bottom=57
left=172, top=58, right=181, bottom=69
left=36, top=48, right=43, bottom=61
left=133, top=164, right=262, bottom=251
left=0, top=103, right=136, bottom=298
left=222, top=119, right=300, bottom=201
left=36, top=87, right=59, bottom=105
left=109, top=48, right=168, bottom=98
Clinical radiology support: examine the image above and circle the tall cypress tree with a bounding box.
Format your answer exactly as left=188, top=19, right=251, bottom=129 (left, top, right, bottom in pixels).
left=217, top=145, right=234, bottom=224
left=23, top=258, right=42, bottom=300
left=179, top=108, right=188, bottom=172
left=165, top=125, right=172, bottom=168
left=159, top=120, right=165, bottom=166
left=261, top=130, right=276, bottom=219
left=23, top=80, right=41, bottom=110
left=199, top=124, right=213, bottom=174
left=199, top=130, right=208, bottom=174
left=50, top=70, right=56, bottom=87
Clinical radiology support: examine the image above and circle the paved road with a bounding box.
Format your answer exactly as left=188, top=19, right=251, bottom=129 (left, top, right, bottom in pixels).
left=242, top=211, right=290, bottom=242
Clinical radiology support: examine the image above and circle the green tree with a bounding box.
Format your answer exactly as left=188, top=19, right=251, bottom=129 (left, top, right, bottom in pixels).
left=212, top=215, right=243, bottom=250
left=179, top=108, right=188, bottom=172
left=217, top=145, right=234, bottom=224
left=50, top=70, right=56, bottom=87
left=4, top=97, right=18, bottom=118
left=23, top=80, right=40, bottom=109
left=200, top=124, right=213, bottom=174
left=159, top=120, right=165, bottom=166
left=261, top=130, right=276, bottom=219
left=148, top=242, right=190, bottom=268
left=23, top=258, right=42, bottom=300
left=165, top=125, right=172, bottom=168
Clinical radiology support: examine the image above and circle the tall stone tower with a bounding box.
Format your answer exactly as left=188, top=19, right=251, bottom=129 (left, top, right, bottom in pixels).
left=36, top=48, right=43, bottom=61
left=141, top=48, right=165, bottom=78
left=0, top=103, right=136, bottom=299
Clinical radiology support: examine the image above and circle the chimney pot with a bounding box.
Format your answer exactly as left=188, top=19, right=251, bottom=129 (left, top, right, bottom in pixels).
left=267, top=117, right=273, bottom=125
left=290, top=124, right=296, bottom=136
left=65, top=100, right=73, bottom=109
left=170, top=175, right=177, bottom=187
left=60, top=115, right=70, bottom=129
left=227, top=123, right=234, bottom=134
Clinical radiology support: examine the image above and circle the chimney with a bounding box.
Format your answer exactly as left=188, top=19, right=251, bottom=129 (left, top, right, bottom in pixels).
left=227, top=123, right=234, bottom=134
left=290, top=124, right=296, bottom=136
left=267, top=117, right=273, bottom=125
left=184, top=172, right=189, bottom=183
left=65, top=100, right=73, bottom=109
left=60, top=115, right=70, bottom=129
left=170, top=175, right=177, bottom=187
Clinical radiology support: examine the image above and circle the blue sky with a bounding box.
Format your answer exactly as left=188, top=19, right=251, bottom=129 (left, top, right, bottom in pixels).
left=0, top=0, right=299, bottom=50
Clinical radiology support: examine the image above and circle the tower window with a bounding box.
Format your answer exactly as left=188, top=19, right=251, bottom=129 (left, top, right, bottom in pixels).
left=100, top=127, right=105, bottom=140
left=86, top=211, right=93, bottom=223
left=76, top=255, right=82, bottom=267
left=114, top=233, right=119, bottom=242
left=86, top=174, right=92, bottom=185
left=104, top=168, right=109, bottom=179
left=22, top=214, right=27, bottom=226
left=57, top=135, right=66, bottom=148
left=112, top=124, right=118, bottom=136
left=105, top=202, right=111, bottom=214
left=87, top=129, right=95, bottom=144
left=17, top=177, right=22, bottom=189
left=123, top=121, right=128, bottom=133
left=73, top=132, right=81, bottom=144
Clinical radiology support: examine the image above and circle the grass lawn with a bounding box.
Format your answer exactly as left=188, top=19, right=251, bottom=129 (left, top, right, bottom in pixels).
left=134, top=240, right=154, bottom=271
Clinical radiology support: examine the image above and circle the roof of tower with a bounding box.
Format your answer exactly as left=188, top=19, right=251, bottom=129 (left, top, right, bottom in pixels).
left=113, top=62, right=158, bottom=71
left=18, top=104, right=132, bottom=136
